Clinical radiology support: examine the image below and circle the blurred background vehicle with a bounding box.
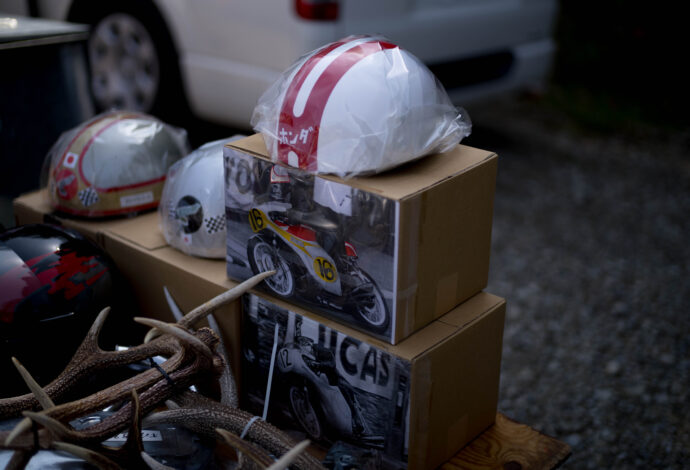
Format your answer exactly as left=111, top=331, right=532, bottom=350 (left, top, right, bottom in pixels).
left=0, top=0, right=558, bottom=129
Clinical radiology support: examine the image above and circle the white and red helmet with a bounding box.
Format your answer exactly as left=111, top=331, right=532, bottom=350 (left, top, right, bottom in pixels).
left=44, top=111, right=190, bottom=217
left=252, top=35, right=471, bottom=178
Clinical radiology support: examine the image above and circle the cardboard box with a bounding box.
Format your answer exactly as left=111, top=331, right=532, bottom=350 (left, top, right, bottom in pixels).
left=12, top=190, right=243, bottom=374
left=240, top=291, right=505, bottom=470
left=13, top=190, right=505, bottom=468
left=224, top=134, right=498, bottom=344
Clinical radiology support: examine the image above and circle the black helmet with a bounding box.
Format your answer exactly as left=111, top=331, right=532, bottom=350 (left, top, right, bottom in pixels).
left=0, top=224, right=132, bottom=396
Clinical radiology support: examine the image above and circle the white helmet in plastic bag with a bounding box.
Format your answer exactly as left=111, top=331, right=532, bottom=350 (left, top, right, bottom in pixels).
left=159, top=136, right=243, bottom=258
left=43, top=111, right=190, bottom=217
left=252, top=35, right=471, bottom=178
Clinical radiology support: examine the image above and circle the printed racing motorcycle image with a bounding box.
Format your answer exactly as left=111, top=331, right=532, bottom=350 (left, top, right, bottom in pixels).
left=276, top=336, right=385, bottom=449
left=246, top=202, right=390, bottom=333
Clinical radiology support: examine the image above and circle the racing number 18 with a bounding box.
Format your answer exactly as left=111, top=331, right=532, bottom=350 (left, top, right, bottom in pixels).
left=249, top=208, right=265, bottom=232
left=314, top=257, right=337, bottom=282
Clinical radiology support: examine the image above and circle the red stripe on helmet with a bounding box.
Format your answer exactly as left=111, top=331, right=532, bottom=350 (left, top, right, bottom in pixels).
left=277, top=38, right=397, bottom=172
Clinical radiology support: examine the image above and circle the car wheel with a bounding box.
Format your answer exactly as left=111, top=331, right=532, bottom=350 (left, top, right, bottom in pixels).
left=70, top=1, right=186, bottom=119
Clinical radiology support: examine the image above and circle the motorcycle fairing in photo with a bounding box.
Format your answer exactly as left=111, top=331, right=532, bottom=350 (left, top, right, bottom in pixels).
left=225, top=149, right=396, bottom=341
left=241, top=294, right=410, bottom=469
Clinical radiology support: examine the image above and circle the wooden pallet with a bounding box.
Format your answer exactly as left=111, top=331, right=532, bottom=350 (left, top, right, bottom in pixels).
left=442, top=413, right=571, bottom=470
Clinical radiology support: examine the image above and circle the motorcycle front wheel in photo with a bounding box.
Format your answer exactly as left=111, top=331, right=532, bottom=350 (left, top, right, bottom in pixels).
left=288, top=383, right=324, bottom=441
left=351, top=275, right=390, bottom=333
left=247, top=237, right=295, bottom=297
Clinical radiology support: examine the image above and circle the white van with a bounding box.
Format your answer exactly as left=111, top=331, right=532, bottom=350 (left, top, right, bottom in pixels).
left=2, top=0, right=558, bottom=128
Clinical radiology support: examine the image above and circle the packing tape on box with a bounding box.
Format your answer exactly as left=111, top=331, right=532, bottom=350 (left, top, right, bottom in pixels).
left=396, top=196, right=423, bottom=335
left=436, top=271, right=459, bottom=316
left=410, top=355, right=433, bottom=469
left=396, top=283, right=419, bottom=335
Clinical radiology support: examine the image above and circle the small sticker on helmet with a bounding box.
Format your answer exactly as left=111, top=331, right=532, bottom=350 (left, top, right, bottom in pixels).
left=63, top=152, right=79, bottom=169
left=120, top=191, right=154, bottom=208
left=78, top=187, right=99, bottom=207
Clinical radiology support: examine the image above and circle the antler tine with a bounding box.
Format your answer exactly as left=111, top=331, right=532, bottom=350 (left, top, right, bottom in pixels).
left=179, top=270, right=275, bottom=328
left=134, top=318, right=214, bottom=361
left=5, top=449, right=34, bottom=470
left=53, top=442, right=123, bottom=470
left=77, top=306, right=111, bottom=354
left=22, top=411, right=75, bottom=442
left=141, top=451, right=177, bottom=470
left=11, top=357, right=55, bottom=410
left=4, top=420, right=31, bottom=447
left=266, top=439, right=312, bottom=470
left=208, top=313, right=238, bottom=408
left=5, top=357, right=56, bottom=446
left=216, top=428, right=274, bottom=468
left=144, top=270, right=276, bottom=343
left=115, top=388, right=144, bottom=457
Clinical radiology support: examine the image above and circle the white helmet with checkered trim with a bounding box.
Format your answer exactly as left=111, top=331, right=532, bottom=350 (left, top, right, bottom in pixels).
left=252, top=35, right=471, bottom=178
left=43, top=111, right=190, bottom=217
left=159, top=136, right=243, bottom=259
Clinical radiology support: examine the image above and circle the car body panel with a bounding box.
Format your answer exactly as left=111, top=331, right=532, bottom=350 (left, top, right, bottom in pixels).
left=2, top=0, right=558, bottom=128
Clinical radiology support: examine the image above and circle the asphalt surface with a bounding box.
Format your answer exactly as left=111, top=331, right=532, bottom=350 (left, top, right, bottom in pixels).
left=464, top=96, right=690, bottom=469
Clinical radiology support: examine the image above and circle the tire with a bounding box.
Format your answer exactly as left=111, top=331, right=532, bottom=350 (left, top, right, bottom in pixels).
left=247, top=236, right=296, bottom=297
left=69, top=1, right=188, bottom=120
left=350, top=273, right=390, bottom=333
left=287, top=382, right=324, bottom=441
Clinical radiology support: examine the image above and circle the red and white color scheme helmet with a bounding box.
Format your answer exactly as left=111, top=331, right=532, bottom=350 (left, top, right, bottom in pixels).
left=44, top=111, right=190, bottom=217
left=252, top=35, right=471, bottom=178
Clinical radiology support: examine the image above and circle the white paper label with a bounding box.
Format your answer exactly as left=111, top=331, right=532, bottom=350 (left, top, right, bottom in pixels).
left=120, top=191, right=154, bottom=208
left=106, top=430, right=162, bottom=442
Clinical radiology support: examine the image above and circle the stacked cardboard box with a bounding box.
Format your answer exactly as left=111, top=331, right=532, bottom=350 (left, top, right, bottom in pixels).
left=13, top=132, right=503, bottom=469
left=223, top=134, right=504, bottom=469
left=224, top=134, right=498, bottom=345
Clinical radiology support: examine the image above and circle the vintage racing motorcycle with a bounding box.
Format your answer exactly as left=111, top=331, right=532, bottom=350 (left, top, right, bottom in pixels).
left=245, top=202, right=389, bottom=333
left=276, top=336, right=385, bottom=448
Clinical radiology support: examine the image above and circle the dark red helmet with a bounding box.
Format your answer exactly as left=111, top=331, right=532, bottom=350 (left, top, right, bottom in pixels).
left=0, top=224, right=131, bottom=396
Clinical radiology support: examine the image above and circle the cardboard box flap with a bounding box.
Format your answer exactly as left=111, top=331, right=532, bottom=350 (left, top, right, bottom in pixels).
left=438, top=292, right=504, bottom=329
left=403, top=292, right=504, bottom=361
left=226, top=133, right=268, bottom=160
left=227, top=134, right=497, bottom=200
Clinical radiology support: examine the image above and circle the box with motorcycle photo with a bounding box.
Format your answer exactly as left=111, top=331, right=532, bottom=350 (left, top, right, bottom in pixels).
left=224, top=134, right=498, bottom=344
left=240, top=291, right=506, bottom=470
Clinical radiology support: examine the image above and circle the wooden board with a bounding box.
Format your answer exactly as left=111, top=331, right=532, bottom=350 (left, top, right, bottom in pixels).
left=441, top=413, right=572, bottom=470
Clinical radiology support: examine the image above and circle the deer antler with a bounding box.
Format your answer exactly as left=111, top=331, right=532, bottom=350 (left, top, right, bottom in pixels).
left=3, top=326, right=221, bottom=449
left=144, top=270, right=275, bottom=343
left=216, top=428, right=312, bottom=470
left=0, top=271, right=326, bottom=469
left=143, top=390, right=325, bottom=470
left=0, top=307, right=181, bottom=418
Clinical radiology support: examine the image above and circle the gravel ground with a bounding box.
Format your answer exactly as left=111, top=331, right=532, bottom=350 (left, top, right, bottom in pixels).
left=465, top=96, right=690, bottom=469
